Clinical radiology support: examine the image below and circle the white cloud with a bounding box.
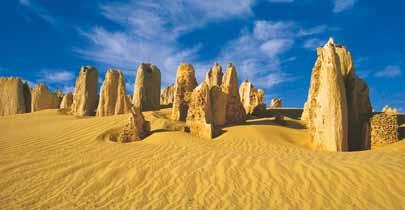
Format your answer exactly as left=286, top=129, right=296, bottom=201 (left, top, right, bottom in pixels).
left=303, top=38, right=325, bottom=50
left=37, top=70, right=75, bottom=84
left=374, top=65, right=401, bottom=78
left=215, top=21, right=298, bottom=88
left=298, top=25, right=328, bottom=36
left=253, top=21, right=295, bottom=40
left=260, top=39, right=294, bottom=58
left=333, top=0, right=357, bottom=13
left=100, top=0, right=254, bottom=41
left=19, top=0, right=58, bottom=27
left=77, top=0, right=255, bottom=86
left=78, top=1, right=329, bottom=89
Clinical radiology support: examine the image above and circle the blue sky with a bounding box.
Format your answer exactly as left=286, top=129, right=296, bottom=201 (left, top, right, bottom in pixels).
left=1, top=0, right=404, bottom=111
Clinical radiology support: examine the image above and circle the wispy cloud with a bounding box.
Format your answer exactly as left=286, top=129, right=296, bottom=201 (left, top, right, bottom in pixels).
left=37, top=70, right=75, bottom=84
left=77, top=0, right=255, bottom=86
left=19, top=0, right=59, bottom=27
left=373, top=65, right=401, bottom=78
left=333, top=0, right=357, bottom=13
left=77, top=1, right=329, bottom=89
left=303, top=38, right=325, bottom=50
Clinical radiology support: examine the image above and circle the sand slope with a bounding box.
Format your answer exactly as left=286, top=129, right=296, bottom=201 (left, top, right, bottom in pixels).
left=0, top=109, right=404, bottom=210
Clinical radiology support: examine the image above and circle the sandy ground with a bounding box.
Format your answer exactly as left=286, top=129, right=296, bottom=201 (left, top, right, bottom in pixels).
left=0, top=109, right=404, bottom=210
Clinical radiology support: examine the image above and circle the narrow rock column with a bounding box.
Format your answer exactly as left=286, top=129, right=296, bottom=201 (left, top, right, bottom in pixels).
left=97, top=69, right=131, bottom=116
left=60, top=93, right=73, bottom=110
left=171, top=63, right=198, bottom=121
left=133, top=63, right=161, bottom=111
left=71, top=66, right=99, bottom=116
left=221, top=63, right=246, bottom=124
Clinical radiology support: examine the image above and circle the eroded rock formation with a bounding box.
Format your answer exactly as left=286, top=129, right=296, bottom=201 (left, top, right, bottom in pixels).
left=239, top=80, right=265, bottom=115
left=97, top=69, right=131, bottom=116
left=270, top=98, right=282, bottom=108
left=205, top=63, right=223, bottom=87
left=55, top=90, right=64, bottom=107
left=71, top=66, right=99, bottom=116
left=160, top=84, right=175, bottom=105
left=0, top=77, right=27, bottom=116
left=302, top=38, right=372, bottom=151
left=22, top=82, right=31, bottom=113
left=210, top=85, right=227, bottom=126
left=171, top=63, right=198, bottom=121
left=31, top=83, right=60, bottom=112
left=60, top=93, right=73, bottom=110
left=221, top=64, right=246, bottom=124
left=186, top=82, right=215, bottom=139
left=116, top=106, right=150, bottom=142
left=133, top=63, right=161, bottom=111
left=370, top=111, right=398, bottom=148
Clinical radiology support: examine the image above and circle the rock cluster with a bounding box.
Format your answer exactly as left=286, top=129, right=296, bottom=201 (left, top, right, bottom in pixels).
left=133, top=63, right=161, bottom=111
left=370, top=111, right=398, bottom=148
left=205, top=63, right=223, bottom=87
left=0, top=77, right=28, bottom=116
left=31, top=83, right=60, bottom=112
left=60, top=93, right=73, bottom=110
left=71, top=66, right=99, bottom=116
left=186, top=82, right=216, bottom=139
left=302, top=38, right=372, bottom=151
left=97, top=69, right=131, bottom=116
left=270, top=98, right=282, bottom=108
left=221, top=63, right=246, bottom=124
left=171, top=63, right=198, bottom=121
left=239, top=80, right=265, bottom=115
left=116, top=106, right=150, bottom=142
left=160, top=84, right=175, bottom=105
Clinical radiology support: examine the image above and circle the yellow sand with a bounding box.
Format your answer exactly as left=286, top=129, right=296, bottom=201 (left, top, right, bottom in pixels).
left=0, top=109, right=404, bottom=210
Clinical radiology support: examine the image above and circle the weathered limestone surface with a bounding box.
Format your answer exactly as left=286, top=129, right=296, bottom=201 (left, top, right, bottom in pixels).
left=205, top=63, right=223, bottom=87
left=270, top=98, right=282, bottom=108
left=97, top=69, right=131, bottom=116
left=239, top=80, right=265, bottom=115
left=186, top=82, right=215, bottom=139
left=0, top=77, right=27, bottom=116
left=31, top=83, right=60, bottom=112
left=133, top=63, right=161, bottom=111
left=55, top=90, right=64, bottom=107
left=171, top=63, right=198, bottom=121
left=71, top=66, right=99, bottom=116
left=160, top=84, right=175, bottom=105
left=370, top=111, right=398, bottom=148
left=210, top=85, right=227, bottom=126
left=301, top=38, right=349, bottom=151
left=22, top=82, right=31, bottom=113
left=221, top=64, right=246, bottom=124
left=116, top=106, right=150, bottom=142
left=60, top=93, right=73, bottom=109
left=302, top=38, right=373, bottom=151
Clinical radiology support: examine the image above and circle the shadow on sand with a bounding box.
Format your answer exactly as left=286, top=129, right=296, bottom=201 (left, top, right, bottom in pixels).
left=226, top=117, right=307, bottom=130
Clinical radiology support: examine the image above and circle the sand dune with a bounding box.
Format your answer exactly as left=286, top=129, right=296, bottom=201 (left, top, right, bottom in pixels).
left=0, top=109, right=404, bottom=209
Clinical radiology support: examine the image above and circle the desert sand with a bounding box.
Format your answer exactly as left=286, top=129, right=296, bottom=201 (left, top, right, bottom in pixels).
left=1, top=108, right=404, bottom=210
